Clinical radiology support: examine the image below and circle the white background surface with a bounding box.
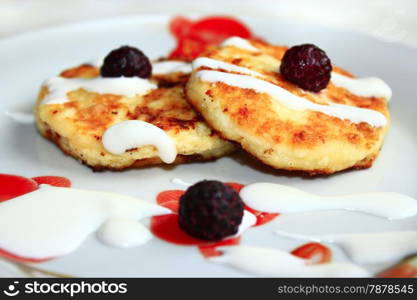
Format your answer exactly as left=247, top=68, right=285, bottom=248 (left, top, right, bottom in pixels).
left=1, top=0, right=417, bottom=47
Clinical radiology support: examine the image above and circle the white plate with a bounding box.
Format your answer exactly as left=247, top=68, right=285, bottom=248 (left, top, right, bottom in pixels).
left=0, top=14, right=416, bottom=277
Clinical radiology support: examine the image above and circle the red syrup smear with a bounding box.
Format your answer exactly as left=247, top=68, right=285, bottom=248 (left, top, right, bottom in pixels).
left=291, top=242, right=332, bottom=264
left=168, top=16, right=253, bottom=61
left=151, top=182, right=279, bottom=258
left=0, top=174, right=38, bottom=202
left=377, top=264, right=417, bottom=278
left=0, top=173, right=72, bottom=263
left=31, top=176, right=72, bottom=188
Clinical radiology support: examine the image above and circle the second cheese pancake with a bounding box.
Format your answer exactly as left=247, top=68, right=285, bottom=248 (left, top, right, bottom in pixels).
left=186, top=38, right=391, bottom=175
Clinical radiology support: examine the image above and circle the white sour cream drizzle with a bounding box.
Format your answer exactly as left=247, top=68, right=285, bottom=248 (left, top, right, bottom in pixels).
left=0, top=185, right=170, bottom=259
left=102, top=120, right=177, bottom=163
left=97, top=219, right=153, bottom=248
left=5, top=111, right=35, bottom=124
left=221, top=37, right=260, bottom=52
left=219, top=36, right=392, bottom=101
left=41, top=76, right=157, bottom=105
left=196, top=70, right=387, bottom=127
left=152, top=60, right=192, bottom=74
left=170, top=177, right=193, bottom=187
left=240, top=183, right=417, bottom=220
left=331, top=72, right=392, bottom=101
left=193, top=57, right=265, bottom=78
left=210, top=245, right=370, bottom=277
left=275, top=230, right=417, bottom=265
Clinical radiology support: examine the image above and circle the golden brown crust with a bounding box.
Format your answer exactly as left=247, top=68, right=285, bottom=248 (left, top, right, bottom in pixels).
left=35, top=64, right=235, bottom=170
left=39, top=122, right=218, bottom=171
left=185, top=40, right=390, bottom=174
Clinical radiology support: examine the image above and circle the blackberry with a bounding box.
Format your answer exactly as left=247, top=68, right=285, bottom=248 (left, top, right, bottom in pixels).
left=100, top=46, right=152, bottom=78
left=178, top=180, right=244, bottom=241
left=280, top=43, right=332, bottom=92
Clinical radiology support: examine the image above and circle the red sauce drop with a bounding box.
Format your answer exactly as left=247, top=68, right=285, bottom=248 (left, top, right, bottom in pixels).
left=168, top=16, right=253, bottom=61
left=31, top=176, right=72, bottom=188
left=156, top=190, right=184, bottom=206
left=151, top=213, right=202, bottom=245
left=169, top=16, right=193, bottom=39
left=291, top=242, right=332, bottom=264
left=0, top=174, right=38, bottom=202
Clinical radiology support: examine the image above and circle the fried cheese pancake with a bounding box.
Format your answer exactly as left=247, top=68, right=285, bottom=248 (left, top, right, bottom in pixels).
left=186, top=38, right=391, bottom=174
left=35, top=63, right=234, bottom=170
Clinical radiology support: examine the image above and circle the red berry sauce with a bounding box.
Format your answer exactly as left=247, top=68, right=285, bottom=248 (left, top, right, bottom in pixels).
left=168, top=16, right=253, bottom=61
left=291, top=242, right=332, bottom=264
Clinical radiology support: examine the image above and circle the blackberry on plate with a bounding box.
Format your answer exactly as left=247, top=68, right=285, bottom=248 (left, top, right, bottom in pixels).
left=100, top=46, right=152, bottom=78
left=178, top=180, right=244, bottom=241
left=280, top=43, right=332, bottom=92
